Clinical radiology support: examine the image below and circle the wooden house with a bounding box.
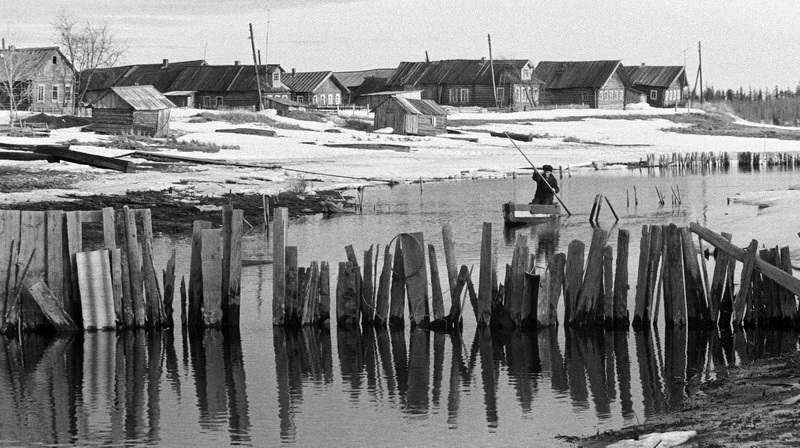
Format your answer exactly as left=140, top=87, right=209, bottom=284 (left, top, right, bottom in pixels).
left=534, top=60, right=638, bottom=110
left=0, top=45, right=75, bottom=113
left=90, top=85, right=175, bottom=137
left=372, top=96, right=447, bottom=136
left=385, top=59, right=543, bottom=110
left=281, top=70, right=348, bottom=107
left=624, top=64, right=688, bottom=108
left=334, top=68, right=396, bottom=104
left=81, top=59, right=206, bottom=105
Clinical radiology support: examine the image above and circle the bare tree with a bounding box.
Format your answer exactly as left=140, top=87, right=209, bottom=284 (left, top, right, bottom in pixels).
left=54, top=8, right=127, bottom=107
left=0, top=47, right=37, bottom=128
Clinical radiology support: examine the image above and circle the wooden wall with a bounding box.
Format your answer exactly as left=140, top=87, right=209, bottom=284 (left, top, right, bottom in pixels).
left=541, top=88, right=595, bottom=108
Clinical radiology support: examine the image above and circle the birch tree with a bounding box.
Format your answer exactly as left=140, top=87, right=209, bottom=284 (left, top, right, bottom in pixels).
left=54, top=9, right=127, bottom=106
left=0, top=47, right=37, bottom=127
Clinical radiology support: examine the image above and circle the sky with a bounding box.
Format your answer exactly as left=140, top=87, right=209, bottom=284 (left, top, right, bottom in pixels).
left=2, top=0, right=799, bottom=91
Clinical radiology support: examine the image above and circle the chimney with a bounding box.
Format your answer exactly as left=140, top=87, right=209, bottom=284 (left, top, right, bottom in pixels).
left=292, top=68, right=296, bottom=76
left=1, top=38, right=4, bottom=50
left=162, top=59, right=169, bottom=68
left=641, top=62, right=645, bottom=67
left=234, top=60, right=240, bottom=66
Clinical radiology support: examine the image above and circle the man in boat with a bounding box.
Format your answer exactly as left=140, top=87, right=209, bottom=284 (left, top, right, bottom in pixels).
left=531, top=164, right=559, bottom=205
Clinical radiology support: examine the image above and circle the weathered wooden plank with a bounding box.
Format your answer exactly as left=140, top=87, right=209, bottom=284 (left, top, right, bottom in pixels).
left=45, top=210, right=65, bottom=310
left=285, top=246, right=299, bottom=326
left=18, top=211, right=47, bottom=330
left=428, top=244, right=446, bottom=327
left=225, top=209, right=243, bottom=328
left=602, top=245, right=614, bottom=325
left=140, top=209, right=164, bottom=327
left=75, top=249, right=116, bottom=330
left=389, top=245, right=405, bottom=327
left=733, top=240, right=759, bottom=325
left=664, top=224, right=686, bottom=327
left=564, top=239, right=585, bottom=326
left=613, top=229, right=630, bottom=328
left=32, top=145, right=135, bottom=172
left=302, top=262, right=319, bottom=325
left=779, top=246, right=797, bottom=325
left=318, top=261, right=330, bottom=325
left=690, top=222, right=800, bottom=298
left=537, top=263, right=552, bottom=327
left=119, top=239, right=134, bottom=328
left=201, top=228, right=223, bottom=327
left=221, top=205, right=234, bottom=324
left=442, top=223, right=459, bottom=309
left=110, top=248, right=124, bottom=325
left=632, top=225, right=651, bottom=330
left=506, top=235, right=529, bottom=326
left=336, top=261, right=359, bottom=327
left=548, top=253, right=566, bottom=327
left=449, top=264, right=470, bottom=329
left=272, top=208, right=288, bottom=326
left=645, top=226, right=664, bottom=325
left=21, top=279, right=77, bottom=332
left=101, top=207, right=117, bottom=249
left=375, top=245, right=392, bottom=325
left=162, top=248, right=177, bottom=328
left=477, top=223, right=493, bottom=327
left=575, top=228, right=608, bottom=326
left=401, top=233, right=429, bottom=328
left=65, top=210, right=83, bottom=325
left=0, top=210, right=21, bottom=328
left=180, top=276, right=187, bottom=328
left=363, top=245, right=376, bottom=325
left=680, top=227, right=709, bottom=329
left=124, top=207, right=145, bottom=327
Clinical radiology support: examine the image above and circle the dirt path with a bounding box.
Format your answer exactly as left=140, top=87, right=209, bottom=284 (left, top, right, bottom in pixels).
left=578, top=352, right=800, bottom=447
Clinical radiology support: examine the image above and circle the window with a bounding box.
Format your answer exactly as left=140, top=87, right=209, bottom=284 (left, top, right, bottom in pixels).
left=335, top=93, right=341, bottom=105
left=521, top=68, right=531, bottom=80
left=272, top=72, right=280, bottom=82
left=52, top=55, right=57, bottom=64
left=312, top=95, right=317, bottom=104
left=449, top=89, right=457, bottom=103
left=327, top=94, right=333, bottom=104
left=215, top=96, right=223, bottom=107
left=496, top=87, right=504, bottom=101
left=459, top=88, right=469, bottom=103
left=297, top=95, right=304, bottom=103
left=431, top=117, right=437, bottom=126
left=203, top=96, right=210, bottom=107
left=581, top=92, right=588, bottom=101
left=52, top=85, right=59, bottom=102
left=650, top=89, right=658, bottom=100
left=36, top=85, right=45, bottom=102
left=64, top=85, right=72, bottom=105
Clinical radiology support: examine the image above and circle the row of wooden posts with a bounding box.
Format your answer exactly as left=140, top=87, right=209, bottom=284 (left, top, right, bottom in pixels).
left=643, top=151, right=800, bottom=169
left=0, top=206, right=244, bottom=334
left=271, top=205, right=800, bottom=332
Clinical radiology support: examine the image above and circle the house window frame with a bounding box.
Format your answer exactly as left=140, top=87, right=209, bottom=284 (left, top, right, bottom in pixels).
left=37, top=85, right=45, bottom=102
left=297, top=95, right=304, bottom=103
left=449, top=88, right=457, bottom=103
left=312, top=95, right=317, bottom=104
left=64, top=84, right=72, bottom=105
left=215, top=96, right=223, bottom=107
left=327, top=93, right=333, bottom=105
left=495, top=87, right=505, bottom=102
left=459, top=88, right=469, bottom=104
left=335, top=93, right=341, bottom=105
left=431, top=117, right=437, bottom=126
left=650, top=89, right=658, bottom=100
left=51, top=85, right=59, bottom=102
left=581, top=92, right=589, bottom=102
left=202, top=96, right=211, bottom=107
left=521, top=68, right=531, bottom=80
left=272, top=72, right=280, bottom=82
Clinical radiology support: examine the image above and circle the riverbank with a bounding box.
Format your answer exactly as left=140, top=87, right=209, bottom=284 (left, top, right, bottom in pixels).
left=578, top=351, right=800, bottom=447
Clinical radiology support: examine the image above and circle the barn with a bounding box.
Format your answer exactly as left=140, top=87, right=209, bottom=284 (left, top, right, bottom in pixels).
left=90, top=85, right=175, bottom=137
left=372, top=96, right=447, bottom=136
left=534, top=60, right=637, bottom=110
left=625, top=65, right=688, bottom=108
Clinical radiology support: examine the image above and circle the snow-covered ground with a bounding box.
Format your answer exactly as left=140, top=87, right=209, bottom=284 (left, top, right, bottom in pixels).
left=1, top=107, right=798, bottom=211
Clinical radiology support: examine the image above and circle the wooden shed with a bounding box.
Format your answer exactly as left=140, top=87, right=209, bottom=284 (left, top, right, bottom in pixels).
left=624, top=65, right=688, bottom=108
left=90, top=85, right=175, bottom=137
left=265, top=96, right=307, bottom=115
left=372, top=97, right=447, bottom=136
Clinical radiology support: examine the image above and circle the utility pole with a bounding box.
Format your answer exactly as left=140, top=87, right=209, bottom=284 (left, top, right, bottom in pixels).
left=265, top=9, right=270, bottom=67
left=249, top=23, right=264, bottom=111
left=488, top=34, right=498, bottom=109
left=425, top=50, right=429, bottom=63
left=698, top=41, right=704, bottom=104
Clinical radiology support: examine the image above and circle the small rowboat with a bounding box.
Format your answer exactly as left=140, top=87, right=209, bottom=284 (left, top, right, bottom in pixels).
left=502, top=202, right=561, bottom=225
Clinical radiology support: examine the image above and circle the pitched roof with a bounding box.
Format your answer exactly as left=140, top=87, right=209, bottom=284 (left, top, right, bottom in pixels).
left=95, top=85, right=176, bottom=109
left=0, top=46, right=72, bottom=81
left=625, top=65, right=687, bottom=88
left=387, top=59, right=539, bottom=87
left=334, top=68, right=396, bottom=88
left=82, top=60, right=207, bottom=92
left=534, top=60, right=632, bottom=89
left=281, top=71, right=348, bottom=93
left=379, top=97, right=447, bottom=116
left=352, top=76, right=391, bottom=96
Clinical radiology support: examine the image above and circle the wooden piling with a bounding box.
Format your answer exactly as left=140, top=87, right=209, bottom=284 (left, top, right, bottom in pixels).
left=124, top=207, right=146, bottom=327
left=564, top=240, right=585, bottom=326
left=318, top=261, right=330, bottom=325
left=140, top=209, right=164, bottom=327
left=477, top=223, right=493, bottom=327
left=632, top=225, right=651, bottom=330
left=336, top=261, right=359, bottom=327
left=226, top=209, right=243, bottom=328
left=428, top=244, right=446, bottom=328
left=375, top=245, right=392, bottom=325
left=400, top=233, right=429, bottom=328
left=200, top=228, right=223, bottom=327
left=548, top=253, right=566, bottom=327
left=363, top=245, right=376, bottom=326
left=680, top=227, right=709, bottom=329
left=779, top=246, right=797, bottom=326
left=0, top=211, right=21, bottom=329
left=575, top=228, right=608, bottom=326
left=506, top=236, right=529, bottom=326
left=663, top=224, right=686, bottom=328
left=162, top=248, right=177, bottom=328
left=733, top=240, right=759, bottom=326
left=272, top=207, right=288, bottom=326
left=442, top=223, right=459, bottom=312
left=613, top=229, right=630, bottom=329
left=389, top=244, right=406, bottom=327
left=602, top=245, right=614, bottom=326
left=285, top=246, right=299, bottom=326
left=645, top=226, right=664, bottom=326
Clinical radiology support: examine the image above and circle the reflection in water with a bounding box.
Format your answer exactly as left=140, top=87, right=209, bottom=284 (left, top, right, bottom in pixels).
left=0, top=327, right=797, bottom=444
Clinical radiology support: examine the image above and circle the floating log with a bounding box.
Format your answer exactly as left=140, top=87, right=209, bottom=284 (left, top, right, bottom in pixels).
left=216, top=127, right=277, bottom=137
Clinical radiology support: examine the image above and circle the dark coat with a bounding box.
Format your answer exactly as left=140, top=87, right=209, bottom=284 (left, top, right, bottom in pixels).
left=533, top=171, right=559, bottom=199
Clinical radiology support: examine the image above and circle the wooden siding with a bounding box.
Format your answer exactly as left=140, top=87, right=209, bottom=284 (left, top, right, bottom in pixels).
left=597, top=71, right=626, bottom=110
left=642, top=79, right=684, bottom=107
left=29, top=51, right=74, bottom=113
left=91, top=108, right=170, bottom=137
left=373, top=99, right=446, bottom=136
left=415, top=114, right=447, bottom=136
left=541, top=88, right=595, bottom=108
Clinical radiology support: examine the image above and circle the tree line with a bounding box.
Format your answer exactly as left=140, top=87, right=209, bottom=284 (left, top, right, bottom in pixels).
left=696, top=84, right=800, bottom=126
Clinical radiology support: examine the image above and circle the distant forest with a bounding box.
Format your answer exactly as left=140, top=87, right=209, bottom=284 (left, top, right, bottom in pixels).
left=695, top=85, right=800, bottom=126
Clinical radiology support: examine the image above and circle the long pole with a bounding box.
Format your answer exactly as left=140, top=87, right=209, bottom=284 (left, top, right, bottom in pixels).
left=488, top=34, right=498, bottom=109
left=249, top=23, right=264, bottom=111
left=698, top=41, right=703, bottom=105
left=504, top=133, right=571, bottom=216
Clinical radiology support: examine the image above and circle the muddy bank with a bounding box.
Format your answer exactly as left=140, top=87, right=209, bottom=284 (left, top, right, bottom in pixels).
left=577, top=351, right=800, bottom=447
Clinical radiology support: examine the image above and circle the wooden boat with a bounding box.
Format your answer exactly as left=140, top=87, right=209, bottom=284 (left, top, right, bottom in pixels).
left=502, top=202, right=560, bottom=225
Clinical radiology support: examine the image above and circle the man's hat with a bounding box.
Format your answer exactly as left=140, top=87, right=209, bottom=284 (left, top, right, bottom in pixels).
left=542, top=164, right=554, bottom=172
